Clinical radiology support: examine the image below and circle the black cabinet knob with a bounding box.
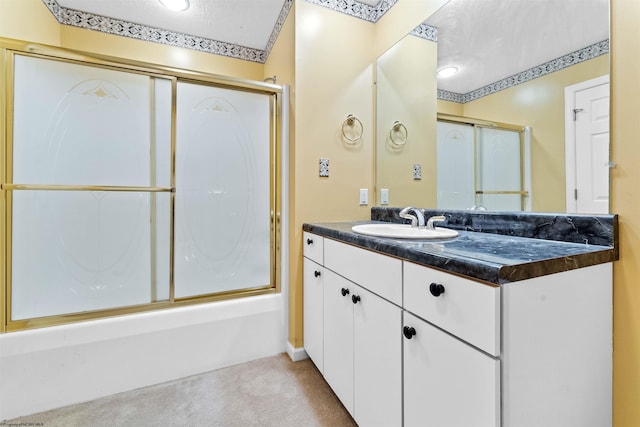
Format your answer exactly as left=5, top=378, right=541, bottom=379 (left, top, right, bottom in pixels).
left=314, top=270, right=321, bottom=278
left=429, top=282, right=445, bottom=297
left=306, top=238, right=313, bottom=245
left=352, top=294, right=361, bottom=304
left=341, top=287, right=350, bottom=296
left=403, top=326, right=417, bottom=339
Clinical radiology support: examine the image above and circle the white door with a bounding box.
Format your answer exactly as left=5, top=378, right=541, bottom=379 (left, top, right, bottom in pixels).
left=565, top=76, right=610, bottom=214
left=303, top=257, right=324, bottom=372
left=403, top=312, right=500, bottom=427
left=353, top=285, right=402, bottom=427
left=323, top=270, right=354, bottom=415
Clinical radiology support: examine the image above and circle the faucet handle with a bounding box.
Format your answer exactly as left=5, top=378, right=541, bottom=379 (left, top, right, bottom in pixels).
left=426, top=215, right=446, bottom=230
left=399, top=206, right=426, bottom=228
left=399, top=206, right=418, bottom=227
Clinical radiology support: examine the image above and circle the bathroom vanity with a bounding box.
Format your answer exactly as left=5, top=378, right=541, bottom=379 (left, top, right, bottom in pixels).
left=303, top=208, right=617, bottom=427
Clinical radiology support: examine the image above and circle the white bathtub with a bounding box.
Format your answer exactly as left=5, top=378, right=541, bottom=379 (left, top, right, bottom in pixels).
left=0, top=293, right=286, bottom=420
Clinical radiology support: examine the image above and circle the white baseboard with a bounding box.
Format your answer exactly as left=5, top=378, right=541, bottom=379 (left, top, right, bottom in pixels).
left=286, top=341, right=308, bottom=362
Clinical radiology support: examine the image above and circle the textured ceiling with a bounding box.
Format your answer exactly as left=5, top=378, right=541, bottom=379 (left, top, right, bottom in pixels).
left=51, top=0, right=609, bottom=95
left=56, top=0, right=288, bottom=50
left=428, top=0, right=610, bottom=94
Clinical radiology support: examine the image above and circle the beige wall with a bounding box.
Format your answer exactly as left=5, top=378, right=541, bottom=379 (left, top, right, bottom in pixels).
left=289, top=0, right=376, bottom=347
left=374, top=0, right=448, bottom=58
left=0, top=0, right=60, bottom=44
left=611, top=1, right=640, bottom=425
left=437, top=99, right=463, bottom=115
left=59, top=26, right=264, bottom=81
left=264, top=3, right=296, bottom=343
left=376, top=35, right=438, bottom=207
left=459, top=55, right=608, bottom=212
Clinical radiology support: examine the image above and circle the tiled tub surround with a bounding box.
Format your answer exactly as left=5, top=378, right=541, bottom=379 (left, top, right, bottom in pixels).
left=303, top=208, right=618, bottom=284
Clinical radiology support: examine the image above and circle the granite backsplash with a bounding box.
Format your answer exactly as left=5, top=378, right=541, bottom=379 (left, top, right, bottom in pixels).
left=371, top=207, right=618, bottom=256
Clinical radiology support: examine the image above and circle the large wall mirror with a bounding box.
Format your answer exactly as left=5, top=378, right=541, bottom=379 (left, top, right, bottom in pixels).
left=376, top=0, right=610, bottom=214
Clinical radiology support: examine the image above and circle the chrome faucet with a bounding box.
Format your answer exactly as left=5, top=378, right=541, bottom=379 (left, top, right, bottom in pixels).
left=426, top=215, right=446, bottom=230
left=399, top=207, right=425, bottom=228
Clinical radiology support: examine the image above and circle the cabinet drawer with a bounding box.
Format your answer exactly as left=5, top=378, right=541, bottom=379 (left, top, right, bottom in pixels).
left=404, top=262, right=500, bottom=356
left=324, top=238, right=402, bottom=306
left=303, top=231, right=324, bottom=264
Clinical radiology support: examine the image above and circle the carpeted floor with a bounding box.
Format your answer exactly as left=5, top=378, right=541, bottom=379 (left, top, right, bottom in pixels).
left=5, top=353, right=357, bottom=427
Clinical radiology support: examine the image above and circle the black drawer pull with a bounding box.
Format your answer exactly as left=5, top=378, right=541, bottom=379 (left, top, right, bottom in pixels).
left=341, top=287, right=350, bottom=296
left=429, top=282, right=445, bottom=297
left=314, top=270, right=321, bottom=278
left=403, top=326, right=417, bottom=339
left=352, top=294, right=361, bottom=304
left=306, top=238, right=313, bottom=245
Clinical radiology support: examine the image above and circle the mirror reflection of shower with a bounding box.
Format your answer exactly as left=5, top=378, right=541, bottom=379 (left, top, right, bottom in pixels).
left=436, top=116, right=531, bottom=211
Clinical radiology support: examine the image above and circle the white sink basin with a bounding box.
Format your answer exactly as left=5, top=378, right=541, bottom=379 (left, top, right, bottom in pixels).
left=351, top=223, right=458, bottom=239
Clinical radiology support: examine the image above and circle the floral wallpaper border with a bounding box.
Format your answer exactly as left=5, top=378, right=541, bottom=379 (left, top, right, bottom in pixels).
left=439, top=39, right=610, bottom=104
left=39, top=0, right=432, bottom=63
left=305, top=0, right=397, bottom=23
left=40, top=0, right=294, bottom=64
left=410, top=23, right=438, bottom=42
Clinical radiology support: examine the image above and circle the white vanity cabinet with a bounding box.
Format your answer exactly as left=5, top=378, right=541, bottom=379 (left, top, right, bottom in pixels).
left=302, top=230, right=612, bottom=427
left=402, top=261, right=501, bottom=427
left=403, top=311, right=500, bottom=427
left=323, top=270, right=402, bottom=427
left=303, top=232, right=325, bottom=371
left=305, top=233, right=402, bottom=427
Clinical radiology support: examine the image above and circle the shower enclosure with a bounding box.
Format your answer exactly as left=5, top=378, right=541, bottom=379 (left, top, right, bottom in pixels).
left=1, top=42, right=281, bottom=331
left=436, top=115, right=531, bottom=211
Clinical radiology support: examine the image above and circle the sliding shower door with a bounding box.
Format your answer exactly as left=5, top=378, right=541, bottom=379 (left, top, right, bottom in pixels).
left=3, top=48, right=279, bottom=330
left=174, top=82, right=273, bottom=298
left=437, top=119, right=528, bottom=211
left=9, top=54, right=172, bottom=320
left=437, top=121, right=475, bottom=209
left=475, top=127, right=523, bottom=211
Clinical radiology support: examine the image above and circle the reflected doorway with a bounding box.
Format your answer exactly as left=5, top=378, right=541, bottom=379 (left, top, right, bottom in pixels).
left=564, top=75, right=610, bottom=214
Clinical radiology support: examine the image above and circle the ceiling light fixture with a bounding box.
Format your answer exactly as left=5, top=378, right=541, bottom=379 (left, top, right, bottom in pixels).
left=437, top=66, right=459, bottom=78
left=158, top=0, right=190, bottom=12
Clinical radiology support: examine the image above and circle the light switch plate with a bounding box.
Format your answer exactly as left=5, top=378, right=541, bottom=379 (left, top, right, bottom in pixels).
left=359, top=188, right=368, bottom=205
left=380, top=188, right=389, bottom=205
left=319, top=158, right=329, bottom=177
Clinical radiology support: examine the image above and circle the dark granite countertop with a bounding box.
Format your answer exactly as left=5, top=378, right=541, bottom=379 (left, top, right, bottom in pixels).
left=303, top=220, right=617, bottom=285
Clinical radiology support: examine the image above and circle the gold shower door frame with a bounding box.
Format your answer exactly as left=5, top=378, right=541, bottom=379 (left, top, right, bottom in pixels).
left=0, top=38, right=282, bottom=332
left=437, top=113, right=528, bottom=210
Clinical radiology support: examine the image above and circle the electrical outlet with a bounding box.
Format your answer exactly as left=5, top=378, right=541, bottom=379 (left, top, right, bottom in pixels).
left=380, top=188, right=389, bottom=205
left=319, top=158, right=329, bottom=177
left=413, top=164, right=422, bottom=180
left=359, top=188, right=368, bottom=205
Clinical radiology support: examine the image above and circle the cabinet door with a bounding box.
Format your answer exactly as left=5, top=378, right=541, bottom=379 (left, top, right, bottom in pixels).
left=303, top=231, right=324, bottom=264
left=353, top=285, right=402, bottom=427
left=404, top=312, right=500, bottom=427
left=303, top=257, right=324, bottom=372
left=323, top=270, right=354, bottom=415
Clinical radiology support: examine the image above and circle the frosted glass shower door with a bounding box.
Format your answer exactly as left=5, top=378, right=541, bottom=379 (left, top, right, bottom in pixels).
left=437, top=121, right=475, bottom=209
left=476, top=127, right=523, bottom=211
left=174, top=82, right=272, bottom=298
left=10, top=54, right=172, bottom=320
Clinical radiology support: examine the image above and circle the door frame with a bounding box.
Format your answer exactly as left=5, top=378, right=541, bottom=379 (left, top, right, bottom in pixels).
left=564, top=74, right=610, bottom=213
